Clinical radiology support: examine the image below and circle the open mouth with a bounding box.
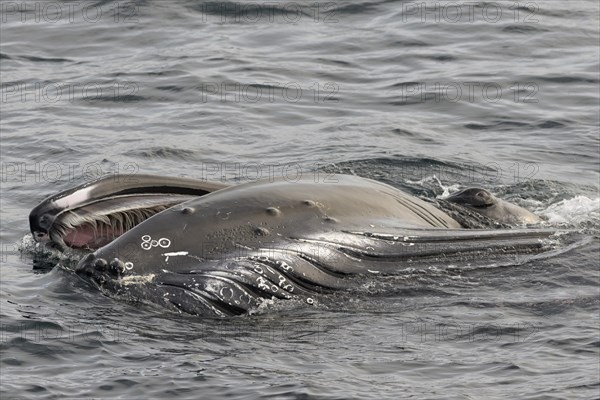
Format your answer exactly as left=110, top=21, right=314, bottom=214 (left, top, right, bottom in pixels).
left=29, top=174, right=230, bottom=251
left=47, top=194, right=194, bottom=250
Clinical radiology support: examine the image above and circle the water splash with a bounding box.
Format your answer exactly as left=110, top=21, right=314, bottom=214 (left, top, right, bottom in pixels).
left=540, top=196, right=600, bottom=225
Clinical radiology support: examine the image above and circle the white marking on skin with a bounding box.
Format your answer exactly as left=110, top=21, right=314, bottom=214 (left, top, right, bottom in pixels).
left=162, top=251, right=189, bottom=262
left=257, top=277, right=270, bottom=291
left=142, top=235, right=171, bottom=250
left=281, top=263, right=292, bottom=272
left=141, top=235, right=152, bottom=250
left=121, top=274, right=155, bottom=285
left=54, top=187, right=93, bottom=209
left=278, top=275, right=294, bottom=292
left=367, top=269, right=380, bottom=274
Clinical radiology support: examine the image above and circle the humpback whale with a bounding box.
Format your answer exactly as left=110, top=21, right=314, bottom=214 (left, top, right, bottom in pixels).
left=29, top=174, right=553, bottom=317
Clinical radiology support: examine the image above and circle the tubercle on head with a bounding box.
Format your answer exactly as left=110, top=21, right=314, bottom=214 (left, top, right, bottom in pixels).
left=76, top=251, right=135, bottom=284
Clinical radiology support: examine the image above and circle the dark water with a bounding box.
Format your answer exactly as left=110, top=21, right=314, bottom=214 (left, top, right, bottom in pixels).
left=1, top=1, right=599, bottom=399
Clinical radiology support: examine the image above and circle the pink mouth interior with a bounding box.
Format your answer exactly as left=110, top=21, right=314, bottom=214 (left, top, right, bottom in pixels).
left=64, top=225, right=125, bottom=249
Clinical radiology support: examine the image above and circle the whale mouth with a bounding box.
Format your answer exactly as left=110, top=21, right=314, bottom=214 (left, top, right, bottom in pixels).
left=47, top=194, right=195, bottom=250
left=29, top=174, right=230, bottom=250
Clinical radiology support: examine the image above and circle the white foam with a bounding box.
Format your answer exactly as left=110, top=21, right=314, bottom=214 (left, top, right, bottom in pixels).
left=407, top=174, right=460, bottom=197
left=540, top=196, right=600, bottom=224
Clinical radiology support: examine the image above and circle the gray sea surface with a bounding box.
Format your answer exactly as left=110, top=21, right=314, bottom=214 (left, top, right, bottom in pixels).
left=1, top=1, right=599, bottom=399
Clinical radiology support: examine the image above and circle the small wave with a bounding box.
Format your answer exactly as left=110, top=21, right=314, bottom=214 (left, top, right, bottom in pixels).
left=502, top=25, right=549, bottom=34
left=130, top=147, right=198, bottom=160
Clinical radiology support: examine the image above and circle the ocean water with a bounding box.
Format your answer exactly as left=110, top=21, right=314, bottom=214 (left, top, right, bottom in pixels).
left=1, top=1, right=599, bottom=399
